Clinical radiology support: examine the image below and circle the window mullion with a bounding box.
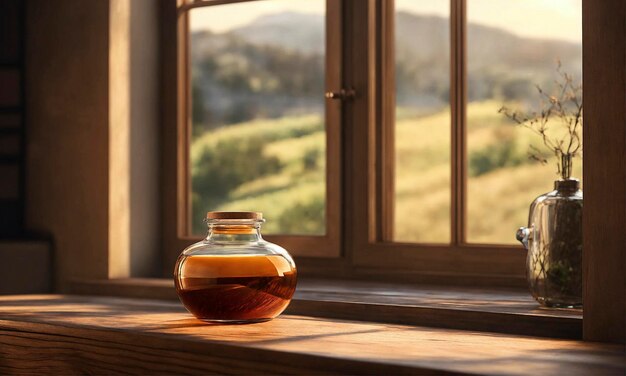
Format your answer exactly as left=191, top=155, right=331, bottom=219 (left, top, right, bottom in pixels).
left=450, top=0, right=467, bottom=246
left=377, top=0, right=395, bottom=242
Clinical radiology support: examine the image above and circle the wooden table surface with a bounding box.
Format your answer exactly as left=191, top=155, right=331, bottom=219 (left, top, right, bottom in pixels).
left=0, top=295, right=623, bottom=375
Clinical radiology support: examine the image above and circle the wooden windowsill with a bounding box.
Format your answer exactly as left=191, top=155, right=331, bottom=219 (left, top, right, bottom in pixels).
left=68, top=278, right=582, bottom=339
left=0, top=295, right=622, bottom=375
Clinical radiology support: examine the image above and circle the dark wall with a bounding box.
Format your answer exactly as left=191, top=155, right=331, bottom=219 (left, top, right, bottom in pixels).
left=0, top=0, right=25, bottom=238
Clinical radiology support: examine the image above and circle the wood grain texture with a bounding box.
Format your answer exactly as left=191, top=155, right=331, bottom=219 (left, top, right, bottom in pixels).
left=582, top=0, right=626, bottom=344
left=450, top=0, right=467, bottom=244
left=160, top=0, right=182, bottom=276
left=25, top=0, right=161, bottom=282
left=69, top=278, right=582, bottom=338
left=0, top=295, right=622, bottom=375
left=25, top=0, right=111, bottom=289
left=375, top=0, right=395, bottom=242
left=291, top=279, right=582, bottom=339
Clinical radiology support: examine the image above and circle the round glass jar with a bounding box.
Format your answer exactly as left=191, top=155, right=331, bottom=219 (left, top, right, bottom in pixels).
left=174, top=211, right=297, bottom=323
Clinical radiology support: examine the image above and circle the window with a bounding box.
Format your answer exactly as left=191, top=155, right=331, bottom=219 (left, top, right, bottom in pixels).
left=166, top=0, right=342, bottom=260
left=165, top=0, right=582, bottom=283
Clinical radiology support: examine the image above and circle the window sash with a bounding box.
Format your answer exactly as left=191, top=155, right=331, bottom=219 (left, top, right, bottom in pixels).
left=376, top=0, right=529, bottom=248
left=377, top=0, right=468, bottom=246
left=162, top=0, right=343, bottom=264
left=342, top=0, right=525, bottom=282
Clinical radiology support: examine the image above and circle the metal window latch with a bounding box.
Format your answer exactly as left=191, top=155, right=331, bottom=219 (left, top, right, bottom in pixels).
left=325, top=88, right=356, bottom=100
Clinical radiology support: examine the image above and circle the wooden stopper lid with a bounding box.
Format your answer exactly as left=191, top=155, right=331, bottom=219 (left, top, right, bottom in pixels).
left=554, top=178, right=580, bottom=192
left=206, top=211, right=263, bottom=220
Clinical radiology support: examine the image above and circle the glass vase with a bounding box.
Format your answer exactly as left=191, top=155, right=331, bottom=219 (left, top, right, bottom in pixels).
left=516, top=179, right=583, bottom=308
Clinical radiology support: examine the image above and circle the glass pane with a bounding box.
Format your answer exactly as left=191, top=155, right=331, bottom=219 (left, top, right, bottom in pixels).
left=393, top=0, right=451, bottom=243
left=188, top=0, right=326, bottom=236
left=466, top=0, right=582, bottom=243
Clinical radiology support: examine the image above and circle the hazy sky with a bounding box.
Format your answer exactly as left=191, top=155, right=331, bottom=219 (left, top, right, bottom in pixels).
left=190, top=0, right=325, bottom=32
left=190, top=0, right=581, bottom=43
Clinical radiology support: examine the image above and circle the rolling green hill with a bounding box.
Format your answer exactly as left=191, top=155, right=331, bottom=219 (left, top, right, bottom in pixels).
left=191, top=101, right=582, bottom=243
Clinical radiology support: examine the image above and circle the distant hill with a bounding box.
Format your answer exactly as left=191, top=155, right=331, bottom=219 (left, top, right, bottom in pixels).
left=190, top=11, right=582, bottom=129
left=394, top=11, right=580, bottom=68
left=230, top=12, right=325, bottom=54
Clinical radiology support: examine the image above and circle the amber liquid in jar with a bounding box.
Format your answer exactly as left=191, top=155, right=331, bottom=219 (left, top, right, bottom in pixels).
left=175, top=254, right=297, bottom=322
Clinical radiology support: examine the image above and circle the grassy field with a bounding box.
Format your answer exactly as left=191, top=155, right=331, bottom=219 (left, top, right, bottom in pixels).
left=191, top=101, right=582, bottom=244
left=191, top=115, right=327, bottom=235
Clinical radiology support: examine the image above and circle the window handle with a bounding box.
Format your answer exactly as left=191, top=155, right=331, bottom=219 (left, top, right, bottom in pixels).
left=325, top=88, right=356, bottom=100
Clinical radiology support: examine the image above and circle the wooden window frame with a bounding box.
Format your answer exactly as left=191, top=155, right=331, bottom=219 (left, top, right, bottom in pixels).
left=162, top=0, right=527, bottom=284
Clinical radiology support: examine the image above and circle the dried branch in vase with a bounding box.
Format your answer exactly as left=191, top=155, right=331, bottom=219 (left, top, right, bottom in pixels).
left=498, top=61, right=583, bottom=180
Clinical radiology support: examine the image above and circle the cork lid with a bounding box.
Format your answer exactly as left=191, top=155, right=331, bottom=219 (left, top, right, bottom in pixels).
left=206, top=211, right=263, bottom=220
